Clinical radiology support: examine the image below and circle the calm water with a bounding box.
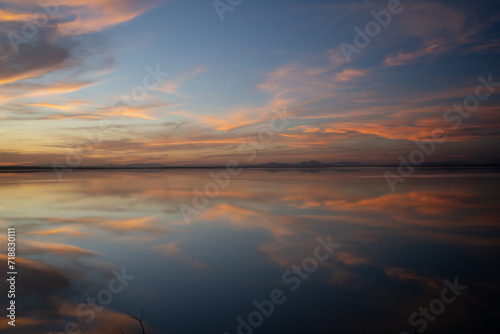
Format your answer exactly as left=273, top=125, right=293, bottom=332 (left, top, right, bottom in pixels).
left=1, top=168, right=499, bottom=334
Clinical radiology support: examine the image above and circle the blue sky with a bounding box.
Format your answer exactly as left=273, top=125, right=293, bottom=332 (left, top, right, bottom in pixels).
left=1, top=0, right=500, bottom=166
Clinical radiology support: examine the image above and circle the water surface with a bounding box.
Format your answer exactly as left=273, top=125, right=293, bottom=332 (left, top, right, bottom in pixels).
left=1, top=168, right=499, bottom=333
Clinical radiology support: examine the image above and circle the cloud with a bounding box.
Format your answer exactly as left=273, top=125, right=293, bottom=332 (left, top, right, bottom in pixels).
left=382, top=1, right=499, bottom=66
left=0, top=0, right=156, bottom=36
left=27, top=225, right=89, bottom=236
left=0, top=79, right=95, bottom=103
left=101, top=99, right=173, bottom=120
left=155, top=65, right=208, bottom=95
left=0, top=31, right=71, bottom=85
left=155, top=242, right=209, bottom=269
left=0, top=0, right=156, bottom=105
left=55, top=0, right=157, bottom=36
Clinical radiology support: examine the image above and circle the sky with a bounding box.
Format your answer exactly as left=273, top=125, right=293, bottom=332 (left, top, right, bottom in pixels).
left=1, top=0, right=500, bottom=166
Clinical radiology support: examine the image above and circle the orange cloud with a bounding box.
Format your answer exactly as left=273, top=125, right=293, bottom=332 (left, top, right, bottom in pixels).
left=155, top=65, right=208, bottom=95
left=0, top=0, right=156, bottom=36
left=27, top=225, right=89, bottom=237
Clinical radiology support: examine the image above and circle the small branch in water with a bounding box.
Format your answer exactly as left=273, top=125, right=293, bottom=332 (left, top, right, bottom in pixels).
left=125, top=309, right=146, bottom=334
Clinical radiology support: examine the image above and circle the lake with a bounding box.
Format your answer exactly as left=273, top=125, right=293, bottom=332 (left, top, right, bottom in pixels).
left=1, top=168, right=499, bottom=334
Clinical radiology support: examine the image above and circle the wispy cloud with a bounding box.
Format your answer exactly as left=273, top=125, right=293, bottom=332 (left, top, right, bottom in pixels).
left=155, top=65, right=208, bottom=95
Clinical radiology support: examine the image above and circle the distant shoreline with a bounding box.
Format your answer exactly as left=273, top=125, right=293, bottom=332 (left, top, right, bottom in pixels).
left=1, top=165, right=500, bottom=173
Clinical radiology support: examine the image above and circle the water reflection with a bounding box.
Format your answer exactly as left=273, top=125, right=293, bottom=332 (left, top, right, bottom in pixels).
left=0, top=168, right=499, bottom=333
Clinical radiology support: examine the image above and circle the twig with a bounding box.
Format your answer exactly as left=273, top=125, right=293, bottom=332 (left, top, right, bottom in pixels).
left=126, top=310, right=146, bottom=334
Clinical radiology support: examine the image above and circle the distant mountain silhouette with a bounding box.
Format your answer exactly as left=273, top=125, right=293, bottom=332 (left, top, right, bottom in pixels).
left=297, top=160, right=323, bottom=166
left=98, top=163, right=167, bottom=168
left=258, top=160, right=363, bottom=167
